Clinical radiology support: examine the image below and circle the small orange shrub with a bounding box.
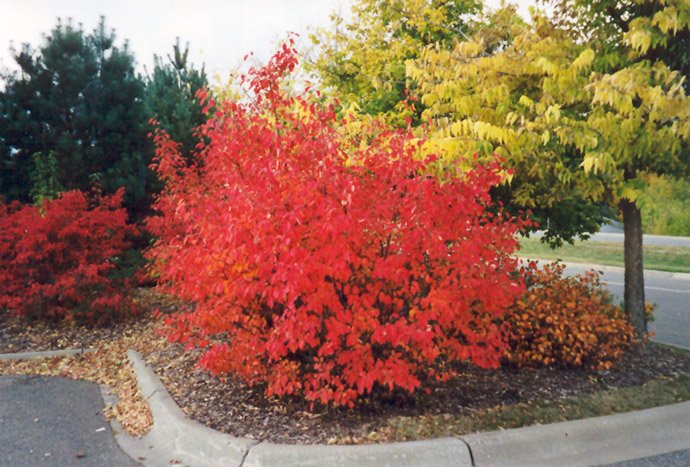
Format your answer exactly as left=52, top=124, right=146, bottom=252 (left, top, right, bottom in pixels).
left=505, top=262, right=637, bottom=370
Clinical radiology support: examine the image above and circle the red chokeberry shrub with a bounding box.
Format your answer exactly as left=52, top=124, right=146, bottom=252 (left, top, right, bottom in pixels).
left=146, top=41, right=528, bottom=407
left=0, top=189, right=136, bottom=323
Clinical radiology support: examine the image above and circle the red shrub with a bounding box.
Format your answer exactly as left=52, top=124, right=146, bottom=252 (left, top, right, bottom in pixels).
left=0, top=189, right=136, bottom=323
left=146, top=42, right=528, bottom=407
left=504, top=262, right=637, bottom=370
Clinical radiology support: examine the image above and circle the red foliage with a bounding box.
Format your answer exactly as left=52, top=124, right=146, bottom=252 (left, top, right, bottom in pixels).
left=147, top=41, right=528, bottom=406
left=0, top=189, right=136, bottom=323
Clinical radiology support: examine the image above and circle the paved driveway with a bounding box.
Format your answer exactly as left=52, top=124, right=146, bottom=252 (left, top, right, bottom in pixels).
left=0, top=375, right=138, bottom=466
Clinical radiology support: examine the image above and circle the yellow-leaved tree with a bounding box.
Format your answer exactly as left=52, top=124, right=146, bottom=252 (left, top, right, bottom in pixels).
left=311, top=1, right=612, bottom=247
left=409, top=1, right=690, bottom=334
left=309, top=0, right=482, bottom=125
left=408, top=7, right=612, bottom=244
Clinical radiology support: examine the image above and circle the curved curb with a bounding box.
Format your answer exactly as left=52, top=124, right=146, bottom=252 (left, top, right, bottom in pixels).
left=125, top=349, right=473, bottom=467
left=125, top=349, right=690, bottom=467
left=121, top=349, right=258, bottom=466
left=0, top=348, right=94, bottom=360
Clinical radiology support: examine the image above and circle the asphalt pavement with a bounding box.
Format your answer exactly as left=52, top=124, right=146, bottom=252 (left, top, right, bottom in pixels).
left=0, top=375, right=138, bottom=467
left=604, top=448, right=690, bottom=467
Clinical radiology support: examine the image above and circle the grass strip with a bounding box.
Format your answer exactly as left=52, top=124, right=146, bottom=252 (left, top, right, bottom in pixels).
left=516, top=238, right=690, bottom=273
left=381, top=372, right=690, bottom=442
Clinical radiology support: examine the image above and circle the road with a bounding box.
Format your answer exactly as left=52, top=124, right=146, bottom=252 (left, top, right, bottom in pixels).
left=605, top=448, right=690, bottom=466
left=533, top=229, right=690, bottom=247
left=589, top=232, right=690, bottom=248
left=559, top=262, right=690, bottom=349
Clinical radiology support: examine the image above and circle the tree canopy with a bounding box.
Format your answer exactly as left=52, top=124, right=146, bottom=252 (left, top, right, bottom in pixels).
left=309, top=0, right=482, bottom=125
left=312, top=1, right=608, bottom=244
left=546, top=0, right=690, bottom=89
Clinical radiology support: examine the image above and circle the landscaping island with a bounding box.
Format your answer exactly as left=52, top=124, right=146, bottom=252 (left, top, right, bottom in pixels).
left=2, top=293, right=688, bottom=445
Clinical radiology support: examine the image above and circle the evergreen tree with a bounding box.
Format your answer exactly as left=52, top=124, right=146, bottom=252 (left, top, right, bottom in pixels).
left=0, top=17, right=150, bottom=216
left=143, top=38, right=208, bottom=164
left=30, top=151, right=63, bottom=204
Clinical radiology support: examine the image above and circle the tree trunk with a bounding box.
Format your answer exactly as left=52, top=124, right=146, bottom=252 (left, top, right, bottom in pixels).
left=620, top=198, right=647, bottom=336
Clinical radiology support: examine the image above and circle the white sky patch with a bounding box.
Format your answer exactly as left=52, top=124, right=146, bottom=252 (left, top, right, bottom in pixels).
left=0, top=0, right=535, bottom=83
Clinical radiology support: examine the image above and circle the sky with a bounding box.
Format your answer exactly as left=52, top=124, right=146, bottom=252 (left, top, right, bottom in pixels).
left=0, top=0, right=534, bottom=82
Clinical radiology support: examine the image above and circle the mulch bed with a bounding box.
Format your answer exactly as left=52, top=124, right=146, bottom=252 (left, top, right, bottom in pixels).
left=0, top=312, right=152, bottom=354
left=143, top=338, right=690, bottom=445
left=0, top=289, right=177, bottom=354
left=3, top=296, right=689, bottom=445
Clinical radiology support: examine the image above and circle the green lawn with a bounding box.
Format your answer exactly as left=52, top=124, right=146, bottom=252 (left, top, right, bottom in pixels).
left=517, top=237, right=690, bottom=273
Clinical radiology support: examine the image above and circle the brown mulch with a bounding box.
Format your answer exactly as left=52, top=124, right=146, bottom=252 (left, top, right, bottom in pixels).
left=0, top=289, right=178, bottom=354
left=2, top=294, right=689, bottom=445
left=144, top=340, right=690, bottom=445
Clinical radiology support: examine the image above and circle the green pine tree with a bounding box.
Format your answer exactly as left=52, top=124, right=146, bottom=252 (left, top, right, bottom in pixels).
left=143, top=38, right=209, bottom=165
left=0, top=17, right=150, bottom=216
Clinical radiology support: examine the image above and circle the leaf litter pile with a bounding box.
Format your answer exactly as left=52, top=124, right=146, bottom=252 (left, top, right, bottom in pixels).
left=2, top=289, right=690, bottom=444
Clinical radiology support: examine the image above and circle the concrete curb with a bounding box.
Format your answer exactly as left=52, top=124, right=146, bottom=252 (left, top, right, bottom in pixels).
left=3, top=345, right=688, bottom=465
left=242, top=438, right=472, bottom=467
left=0, top=348, right=94, bottom=360
left=125, top=349, right=472, bottom=467
left=463, top=400, right=690, bottom=466
left=120, top=349, right=258, bottom=467
left=124, top=349, right=690, bottom=467
left=526, top=259, right=690, bottom=281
